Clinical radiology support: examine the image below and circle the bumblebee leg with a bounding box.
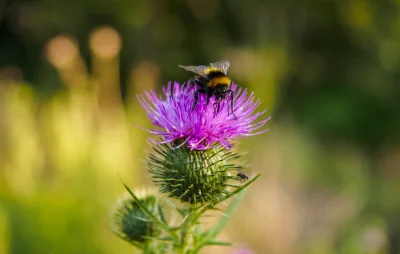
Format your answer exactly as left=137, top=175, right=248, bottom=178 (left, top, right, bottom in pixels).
left=212, top=102, right=217, bottom=116
left=206, top=87, right=214, bottom=106
left=170, top=82, right=175, bottom=100
left=191, top=89, right=206, bottom=112
left=212, top=102, right=221, bottom=116
left=227, top=89, right=236, bottom=119
left=192, top=90, right=199, bottom=111
left=188, top=78, right=196, bottom=87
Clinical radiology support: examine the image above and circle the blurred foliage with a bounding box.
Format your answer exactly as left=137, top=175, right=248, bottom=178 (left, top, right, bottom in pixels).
left=0, top=0, right=400, bottom=253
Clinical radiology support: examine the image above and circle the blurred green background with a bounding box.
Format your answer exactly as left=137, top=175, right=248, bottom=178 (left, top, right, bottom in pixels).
left=1, top=0, right=400, bottom=253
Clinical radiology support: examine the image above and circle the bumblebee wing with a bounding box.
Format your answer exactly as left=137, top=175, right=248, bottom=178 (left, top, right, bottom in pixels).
left=178, top=65, right=210, bottom=79
left=210, top=60, right=230, bottom=75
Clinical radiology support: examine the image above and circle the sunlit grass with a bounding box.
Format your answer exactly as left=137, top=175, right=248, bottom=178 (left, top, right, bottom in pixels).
left=0, top=27, right=151, bottom=253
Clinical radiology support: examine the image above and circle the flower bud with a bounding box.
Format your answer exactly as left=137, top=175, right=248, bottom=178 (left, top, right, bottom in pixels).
left=113, top=189, right=163, bottom=243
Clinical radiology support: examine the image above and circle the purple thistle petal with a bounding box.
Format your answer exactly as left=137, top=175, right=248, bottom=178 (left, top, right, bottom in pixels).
left=137, top=82, right=270, bottom=150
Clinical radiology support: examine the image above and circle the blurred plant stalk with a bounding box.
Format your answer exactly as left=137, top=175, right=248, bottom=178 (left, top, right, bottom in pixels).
left=46, top=35, right=89, bottom=89
left=90, top=26, right=124, bottom=113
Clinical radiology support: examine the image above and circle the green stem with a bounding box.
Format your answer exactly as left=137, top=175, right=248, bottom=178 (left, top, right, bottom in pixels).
left=177, top=207, right=194, bottom=254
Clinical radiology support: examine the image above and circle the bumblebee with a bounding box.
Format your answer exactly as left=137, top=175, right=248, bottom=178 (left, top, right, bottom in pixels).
left=179, top=60, right=236, bottom=119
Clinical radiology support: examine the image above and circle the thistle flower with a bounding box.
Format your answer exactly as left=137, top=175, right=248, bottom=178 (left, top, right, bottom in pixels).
left=137, top=82, right=270, bottom=150
left=115, top=65, right=267, bottom=252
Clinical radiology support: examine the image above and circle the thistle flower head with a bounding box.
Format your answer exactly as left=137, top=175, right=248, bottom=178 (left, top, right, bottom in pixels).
left=137, top=82, right=270, bottom=150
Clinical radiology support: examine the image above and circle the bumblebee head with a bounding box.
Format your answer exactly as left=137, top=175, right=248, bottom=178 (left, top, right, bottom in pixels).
left=215, top=84, right=229, bottom=101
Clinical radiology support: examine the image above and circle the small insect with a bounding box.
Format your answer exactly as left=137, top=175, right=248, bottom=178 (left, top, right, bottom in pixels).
left=237, top=172, right=249, bottom=183
left=179, top=60, right=236, bottom=119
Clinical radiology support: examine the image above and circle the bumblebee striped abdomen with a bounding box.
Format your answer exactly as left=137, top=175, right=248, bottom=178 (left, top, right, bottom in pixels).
left=204, top=71, right=231, bottom=88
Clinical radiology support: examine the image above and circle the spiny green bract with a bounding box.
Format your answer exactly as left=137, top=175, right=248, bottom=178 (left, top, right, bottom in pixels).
left=148, top=144, right=243, bottom=205
left=113, top=194, right=163, bottom=243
